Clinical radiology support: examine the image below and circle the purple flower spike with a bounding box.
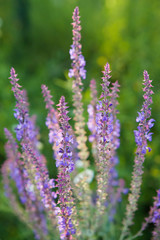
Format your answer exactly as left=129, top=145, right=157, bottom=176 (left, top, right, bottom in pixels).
left=104, top=80, right=123, bottom=222
left=41, top=84, right=61, bottom=163
left=96, top=63, right=120, bottom=216
left=9, top=68, right=29, bottom=141
left=56, top=96, right=77, bottom=239
left=69, top=6, right=89, bottom=168
left=42, top=84, right=78, bottom=172
left=69, top=7, right=86, bottom=81
left=69, top=11, right=93, bottom=227
left=8, top=68, right=58, bottom=238
left=121, top=70, right=155, bottom=239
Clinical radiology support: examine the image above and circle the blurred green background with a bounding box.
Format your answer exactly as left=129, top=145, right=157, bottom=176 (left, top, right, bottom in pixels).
left=0, top=0, right=160, bottom=239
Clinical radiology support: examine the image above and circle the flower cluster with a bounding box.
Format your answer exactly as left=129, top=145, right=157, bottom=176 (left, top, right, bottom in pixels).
left=2, top=6, right=159, bottom=240
left=69, top=46, right=86, bottom=80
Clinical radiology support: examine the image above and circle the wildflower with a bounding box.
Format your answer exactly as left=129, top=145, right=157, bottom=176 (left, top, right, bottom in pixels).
left=96, top=63, right=113, bottom=214
left=69, top=6, right=89, bottom=167
left=96, top=64, right=122, bottom=223
left=9, top=68, right=57, bottom=236
left=69, top=7, right=91, bottom=235
left=56, top=96, right=77, bottom=239
left=120, top=70, right=154, bottom=240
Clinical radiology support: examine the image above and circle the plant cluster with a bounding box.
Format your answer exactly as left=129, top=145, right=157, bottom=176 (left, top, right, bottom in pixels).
left=1, top=6, right=160, bottom=240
